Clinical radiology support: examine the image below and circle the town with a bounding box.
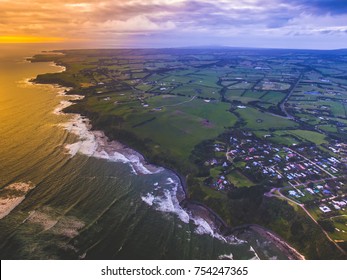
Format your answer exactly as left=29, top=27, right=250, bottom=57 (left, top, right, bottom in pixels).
left=199, top=127, right=347, bottom=244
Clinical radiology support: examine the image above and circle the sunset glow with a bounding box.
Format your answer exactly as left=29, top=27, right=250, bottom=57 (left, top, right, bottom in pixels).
left=1, top=0, right=347, bottom=48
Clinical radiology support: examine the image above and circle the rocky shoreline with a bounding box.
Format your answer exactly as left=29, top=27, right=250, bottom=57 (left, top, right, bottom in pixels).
left=172, top=166, right=305, bottom=259
left=0, top=182, right=36, bottom=220
left=31, top=58, right=305, bottom=260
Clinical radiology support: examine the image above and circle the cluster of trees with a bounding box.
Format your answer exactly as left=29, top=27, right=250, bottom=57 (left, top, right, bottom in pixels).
left=204, top=187, right=344, bottom=259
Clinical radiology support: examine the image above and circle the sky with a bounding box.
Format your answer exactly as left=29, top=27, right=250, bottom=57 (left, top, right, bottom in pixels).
left=1, top=0, right=347, bottom=49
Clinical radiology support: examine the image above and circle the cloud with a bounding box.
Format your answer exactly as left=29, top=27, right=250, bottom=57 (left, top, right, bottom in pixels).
left=97, top=15, right=176, bottom=33
left=0, top=0, right=346, bottom=48
left=286, top=13, right=347, bottom=35
left=283, top=0, right=347, bottom=14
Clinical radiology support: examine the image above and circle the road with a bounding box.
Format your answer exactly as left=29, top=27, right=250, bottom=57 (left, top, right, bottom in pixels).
left=287, top=147, right=336, bottom=178
left=266, top=188, right=346, bottom=256
left=290, top=176, right=345, bottom=187
left=279, top=73, right=303, bottom=119
left=157, top=95, right=197, bottom=109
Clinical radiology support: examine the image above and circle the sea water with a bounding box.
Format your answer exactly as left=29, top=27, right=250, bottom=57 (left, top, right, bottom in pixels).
left=0, top=46, right=286, bottom=259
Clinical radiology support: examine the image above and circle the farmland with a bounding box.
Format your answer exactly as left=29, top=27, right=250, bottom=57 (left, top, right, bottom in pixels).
left=31, top=48, right=347, bottom=259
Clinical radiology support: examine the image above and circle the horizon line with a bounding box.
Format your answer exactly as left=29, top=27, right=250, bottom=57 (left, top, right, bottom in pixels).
left=1, top=42, right=346, bottom=52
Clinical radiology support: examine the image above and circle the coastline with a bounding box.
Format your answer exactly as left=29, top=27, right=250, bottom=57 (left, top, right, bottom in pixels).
left=0, top=182, right=36, bottom=220
left=230, top=224, right=305, bottom=260
left=31, top=57, right=305, bottom=260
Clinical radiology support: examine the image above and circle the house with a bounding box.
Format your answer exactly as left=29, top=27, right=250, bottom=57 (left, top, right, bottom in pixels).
left=323, top=189, right=331, bottom=195
left=298, top=164, right=306, bottom=170
left=333, top=204, right=341, bottom=210
left=289, top=190, right=296, bottom=196
left=306, top=188, right=314, bottom=195
left=319, top=206, right=331, bottom=213
left=332, top=200, right=346, bottom=207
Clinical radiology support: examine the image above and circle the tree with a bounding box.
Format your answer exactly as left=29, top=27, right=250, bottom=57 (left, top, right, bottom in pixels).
left=317, top=219, right=335, bottom=233
left=291, top=220, right=304, bottom=236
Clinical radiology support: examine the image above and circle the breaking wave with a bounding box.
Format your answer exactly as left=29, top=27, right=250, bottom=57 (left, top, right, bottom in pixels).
left=141, top=177, right=246, bottom=249
left=141, top=178, right=190, bottom=224
left=54, top=89, right=163, bottom=175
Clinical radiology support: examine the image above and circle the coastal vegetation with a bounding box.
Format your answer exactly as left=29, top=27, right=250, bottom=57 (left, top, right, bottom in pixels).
left=31, top=48, right=347, bottom=259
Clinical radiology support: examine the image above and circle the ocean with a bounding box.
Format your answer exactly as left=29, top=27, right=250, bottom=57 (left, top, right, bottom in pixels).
left=0, top=46, right=288, bottom=260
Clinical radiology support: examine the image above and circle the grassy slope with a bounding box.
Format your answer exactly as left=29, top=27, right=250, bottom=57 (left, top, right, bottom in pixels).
left=236, top=107, right=298, bottom=130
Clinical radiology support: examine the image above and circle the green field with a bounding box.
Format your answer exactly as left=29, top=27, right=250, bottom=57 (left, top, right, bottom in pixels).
left=171, top=84, right=220, bottom=98
left=127, top=99, right=237, bottom=159
left=227, top=169, right=254, bottom=188
left=235, top=107, right=298, bottom=130
left=254, top=130, right=300, bottom=146
left=329, top=216, right=347, bottom=241
left=261, top=91, right=286, bottom=104
left=228, top=81, right=253, bottom=89
left=318, top=124, right=339, bottom=133
left=285, top=130, right=328, bottom=145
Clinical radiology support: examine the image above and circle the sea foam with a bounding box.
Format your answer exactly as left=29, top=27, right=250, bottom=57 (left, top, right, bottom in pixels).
left=142, top=183, right=190, bottom=224
left=141, top=178, right=190, bottom=224
left=54, top=88, right=161, bottom=175
left=141, top=176, right=247, bottom=256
